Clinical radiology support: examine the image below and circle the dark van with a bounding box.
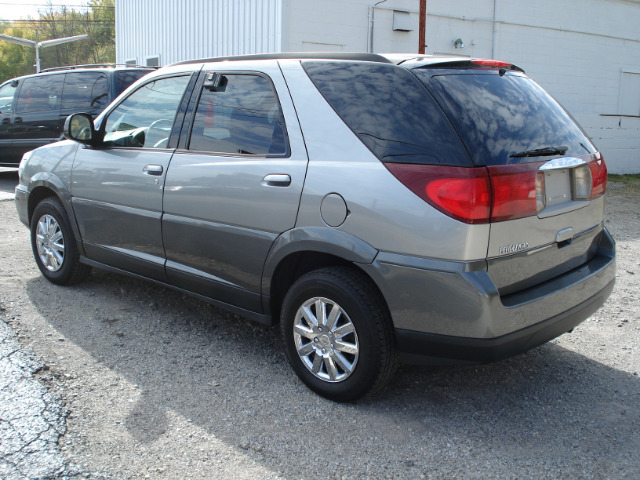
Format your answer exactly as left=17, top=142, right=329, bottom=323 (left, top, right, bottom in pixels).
left=0, top=65, right=152, bottom=166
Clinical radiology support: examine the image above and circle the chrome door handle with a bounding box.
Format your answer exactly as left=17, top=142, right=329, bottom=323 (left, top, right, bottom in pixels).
left=262, top=174, right=291, bottom=187
left=143, top=164, right=163, bottom=176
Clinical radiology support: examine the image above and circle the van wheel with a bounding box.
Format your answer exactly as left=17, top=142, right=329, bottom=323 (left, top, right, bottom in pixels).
left=31, top=198, right=90, bottom=285
left=280, top=267, right=397, bottom=402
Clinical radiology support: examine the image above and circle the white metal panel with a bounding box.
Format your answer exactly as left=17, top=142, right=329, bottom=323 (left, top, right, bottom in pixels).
left=116, top=0, right=283, bottom=66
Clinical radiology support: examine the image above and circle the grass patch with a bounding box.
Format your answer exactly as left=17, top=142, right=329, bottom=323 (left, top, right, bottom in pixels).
left=608, top=173, right=640, bottom=185
left=608, top=174, right=640, bottom=199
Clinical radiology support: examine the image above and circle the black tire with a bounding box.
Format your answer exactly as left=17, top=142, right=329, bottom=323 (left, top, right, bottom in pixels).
left=30, top=197, right=91, bottom=285
left=280, top=267, right=398, bottom=402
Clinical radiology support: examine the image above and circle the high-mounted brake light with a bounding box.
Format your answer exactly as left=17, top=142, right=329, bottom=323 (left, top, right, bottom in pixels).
left=471, top=59, right=513, bottom=69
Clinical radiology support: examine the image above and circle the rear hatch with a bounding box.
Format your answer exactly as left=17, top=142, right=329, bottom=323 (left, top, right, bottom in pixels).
left=411, top=62, right=608, bottom=296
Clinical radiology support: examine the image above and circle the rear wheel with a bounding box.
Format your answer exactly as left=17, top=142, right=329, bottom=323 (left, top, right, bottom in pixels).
left=280, top=267, right=397, bottom=402
left=30, top=197, right=90, bottom=285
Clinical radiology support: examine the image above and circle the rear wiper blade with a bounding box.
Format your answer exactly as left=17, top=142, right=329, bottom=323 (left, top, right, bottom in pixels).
left=510, top=145, right=568, bottom=158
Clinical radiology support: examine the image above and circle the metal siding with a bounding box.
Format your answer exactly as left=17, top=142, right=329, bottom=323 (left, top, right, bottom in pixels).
left=116, top=0, right=283, bottom=66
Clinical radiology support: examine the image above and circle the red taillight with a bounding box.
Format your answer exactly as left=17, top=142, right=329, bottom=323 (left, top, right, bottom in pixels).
left=385, top=163, right=541, bottom=224
left=385, top=164, right=491, bottom=224
left=487, top=162, right=543, bottom=222
left=588, top=154, right=607, bottom=199
left=386, top=157, right=604, bottom=224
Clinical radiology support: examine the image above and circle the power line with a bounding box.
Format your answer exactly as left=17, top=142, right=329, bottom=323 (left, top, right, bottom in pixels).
left=0, top=2, right=114, bottom=7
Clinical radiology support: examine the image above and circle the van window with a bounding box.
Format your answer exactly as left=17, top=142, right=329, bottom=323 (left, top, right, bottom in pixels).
left=0, top=82, right=17, bottom=113
left=114, top=70, right=151, bottom=95
left=15, top=75, right=64, bottom=114
left=189, top=74, right=288, bottom=156
left=62, top=72, right=109, bottom=110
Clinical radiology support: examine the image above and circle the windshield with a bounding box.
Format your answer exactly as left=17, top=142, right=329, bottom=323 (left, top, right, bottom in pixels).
left=412, top=69, right=596, bottom=166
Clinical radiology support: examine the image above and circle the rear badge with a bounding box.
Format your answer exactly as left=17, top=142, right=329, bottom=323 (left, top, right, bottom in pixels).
left=499, top=242, right=529, bottom=255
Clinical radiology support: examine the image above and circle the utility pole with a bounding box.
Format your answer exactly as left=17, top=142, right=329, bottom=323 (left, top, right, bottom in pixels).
left=0, top=33, right=88, bottom=72
left=419, top=0, right=426, bottom=54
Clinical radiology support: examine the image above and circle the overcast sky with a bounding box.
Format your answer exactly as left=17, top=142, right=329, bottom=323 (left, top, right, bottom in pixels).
left=0, top=0, right=90, bottom=22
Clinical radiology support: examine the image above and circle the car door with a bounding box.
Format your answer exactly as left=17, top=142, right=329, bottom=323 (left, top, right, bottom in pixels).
left=162, top=64, right=309, bottom=312
left=71, top=73, right=194, bottom=280
left=11, top=73, right=64, bottom=157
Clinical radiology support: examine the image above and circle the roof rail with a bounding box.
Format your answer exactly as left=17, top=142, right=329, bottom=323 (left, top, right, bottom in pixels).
left=39, top=63, right=156, bottom=73
left=171, top=52, right=393, bottom=66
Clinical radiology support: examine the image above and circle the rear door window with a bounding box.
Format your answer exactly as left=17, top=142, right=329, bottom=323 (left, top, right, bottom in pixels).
left=302, top=61, right=470, bottom=166
left=188, top=73, right=288, bottom=156
left=15, top=74, right=64, bottom=114
left=62, top=72, right=109, bottom=110
left=412, top=69, right=596, bottom=166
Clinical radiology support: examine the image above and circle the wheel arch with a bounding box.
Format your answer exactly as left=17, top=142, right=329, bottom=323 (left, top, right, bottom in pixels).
left=262, top=227, right=387, bottom=323
left=27, top=174, right=84, bottom=256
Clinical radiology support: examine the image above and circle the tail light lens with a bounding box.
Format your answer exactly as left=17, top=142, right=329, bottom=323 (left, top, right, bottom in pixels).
left=487, top=163, right=543, bottom=222
left=385, top=164, right=491, bottom=224
left=386, top=155, right=606, bottom=224
left=588, top=154, right=607, bottom=199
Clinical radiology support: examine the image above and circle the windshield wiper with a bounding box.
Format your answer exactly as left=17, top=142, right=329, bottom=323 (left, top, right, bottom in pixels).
left=510, top=145, right=568, bottom=158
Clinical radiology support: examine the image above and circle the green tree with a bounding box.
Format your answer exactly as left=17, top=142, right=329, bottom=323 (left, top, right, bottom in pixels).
left=0, top=0, right=115, bottom=82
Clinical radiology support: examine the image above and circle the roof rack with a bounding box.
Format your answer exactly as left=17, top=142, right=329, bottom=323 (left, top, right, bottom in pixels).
left=40, top=63, right=156, bottom=73
left=171, top=52, right=393, bottom=66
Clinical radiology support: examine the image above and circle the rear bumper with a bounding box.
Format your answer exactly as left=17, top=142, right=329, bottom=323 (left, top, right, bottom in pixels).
left=359, top=227, right=616, bottom=364
left=395, top=277, right=613, bottom=364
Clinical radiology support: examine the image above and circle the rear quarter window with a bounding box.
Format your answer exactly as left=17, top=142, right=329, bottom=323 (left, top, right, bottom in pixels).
left=302, top=61, right=470, bottom=166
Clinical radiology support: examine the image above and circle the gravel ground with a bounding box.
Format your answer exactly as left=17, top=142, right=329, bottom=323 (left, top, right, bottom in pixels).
left=0, top=180, right=638, bottom=480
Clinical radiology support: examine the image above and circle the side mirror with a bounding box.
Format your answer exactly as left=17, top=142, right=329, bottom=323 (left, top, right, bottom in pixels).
left=64, top=113, right=97, bottom=146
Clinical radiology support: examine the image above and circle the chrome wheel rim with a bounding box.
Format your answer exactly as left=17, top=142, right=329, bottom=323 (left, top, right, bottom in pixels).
left=293, top=297, right=359, bottom=382
left=35, top=214, right=65, bottom=272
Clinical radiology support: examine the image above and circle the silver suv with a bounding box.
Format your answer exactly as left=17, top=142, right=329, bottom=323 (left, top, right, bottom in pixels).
left=15, top=53, right=616, bottom=401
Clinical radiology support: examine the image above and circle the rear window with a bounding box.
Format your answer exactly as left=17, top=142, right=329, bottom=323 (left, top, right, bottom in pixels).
left=412, top=69, right=596, bottom=166
left=114, top=69, right=152, bottom=95
left=302, top=61, right=470, bottom=166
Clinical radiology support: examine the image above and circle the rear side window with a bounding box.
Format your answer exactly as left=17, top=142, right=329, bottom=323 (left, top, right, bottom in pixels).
left=15, top=75, right=64, bottom=114
left=413, top=70, right=596, bottom=166
left=302, top=61, right=470, bottom=166
left=62, top=72, right=109, bottom=110
left=114, top=70, right=152, bottom=95
left=188, top=73, right=288, bottom=156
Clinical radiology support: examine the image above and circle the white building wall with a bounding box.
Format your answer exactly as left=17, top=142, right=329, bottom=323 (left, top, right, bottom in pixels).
left=281, top=0, right=419, bottom=53
left=115, top=0, right=283, bottom=66
left=424, top=0, right=640, bottom=173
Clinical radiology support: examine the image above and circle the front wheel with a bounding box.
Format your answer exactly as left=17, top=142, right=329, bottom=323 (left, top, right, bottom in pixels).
left=280, top=267, right=398, bottom=402
left=30, top=197, right=90, bottom=285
